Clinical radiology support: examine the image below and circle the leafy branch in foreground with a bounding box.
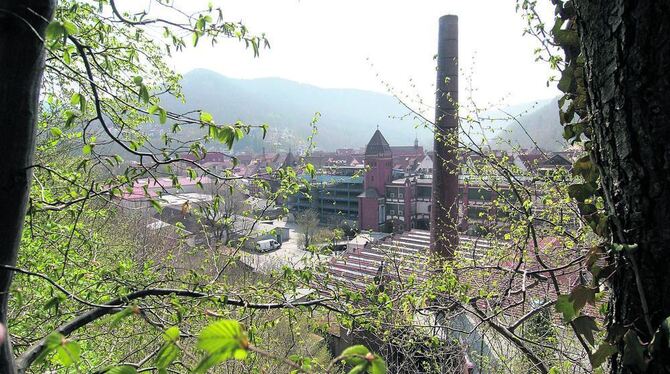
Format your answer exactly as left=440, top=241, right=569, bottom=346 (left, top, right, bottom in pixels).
left=92, top=320, right=385, bottom=374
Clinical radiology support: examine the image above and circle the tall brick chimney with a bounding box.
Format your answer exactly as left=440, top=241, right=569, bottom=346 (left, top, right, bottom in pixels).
left=430, top=15, right=459, bottom=257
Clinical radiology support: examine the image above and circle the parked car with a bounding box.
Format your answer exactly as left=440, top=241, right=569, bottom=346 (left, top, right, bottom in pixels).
left=255, top=239, right=281, bottom=253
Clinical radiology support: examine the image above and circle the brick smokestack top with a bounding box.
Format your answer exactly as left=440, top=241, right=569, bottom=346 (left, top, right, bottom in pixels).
left=430, top=15, right=459, bottom=257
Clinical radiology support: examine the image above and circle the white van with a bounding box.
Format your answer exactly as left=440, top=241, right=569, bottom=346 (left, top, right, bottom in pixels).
left=255, top=239, right=281, bottom=253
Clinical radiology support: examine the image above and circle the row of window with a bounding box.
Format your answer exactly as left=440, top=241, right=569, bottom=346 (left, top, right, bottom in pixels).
left=369, top=161, right=392, bottom=167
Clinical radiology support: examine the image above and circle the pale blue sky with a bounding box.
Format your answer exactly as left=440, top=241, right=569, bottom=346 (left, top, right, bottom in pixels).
left=165, top=0, right=559, bottom=108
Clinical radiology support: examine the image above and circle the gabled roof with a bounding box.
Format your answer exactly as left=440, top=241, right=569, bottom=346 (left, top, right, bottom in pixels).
left=390, top=145, right=423, bottom=156
left=365, top=130, right=392, bottom=157
left=539, top=153, right=572, bottom=167
left=277, top=151, right=298, bottom=169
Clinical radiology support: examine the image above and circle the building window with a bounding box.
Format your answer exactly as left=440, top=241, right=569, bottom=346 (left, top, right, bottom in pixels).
left=390, top=192, right=395, bottom=198
left=428, top=205, right=431, bottom=213
left=389, top=210, right=395, bottom=216
left=398, top=193, right=404, bottom=199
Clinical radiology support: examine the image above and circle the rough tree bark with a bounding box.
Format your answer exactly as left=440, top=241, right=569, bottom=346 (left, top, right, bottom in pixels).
left=574, top=1, right=670, bottom=372
left=0, top=0, right=55, bottom=372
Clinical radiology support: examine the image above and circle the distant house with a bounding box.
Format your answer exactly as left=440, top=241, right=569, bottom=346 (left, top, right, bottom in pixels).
left=118, top=176, right=213, bottom=210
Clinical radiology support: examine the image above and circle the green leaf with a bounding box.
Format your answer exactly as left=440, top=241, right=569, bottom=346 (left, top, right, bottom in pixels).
left=44, top=294, right=65, bottom=310
left=305, top=163, right=316, bottom=178
left=163, top=326, right=180, bottom=342
left=200, top=111, right=214, bottom=124
left=187, top=168, right=197, bottom=180
left=193, top=353, right=226, bottom=374
left=370, top=357, right=387, bottom=374
left=150, top=199, right=163, bottom=213
left=555, top=295, right=577, bottom=322
left=342, top=345, right=369, bottom=366
left=70, top=92, right=81, bottom=106
left=573, top=155, right=597, bottom=182
left=557, top=64, right=575, bottom=93
left=79, top=95, right=87, bottom=112
left=46, top=21, right=66, bottom=41
left=590, top=342, right=617, bottom=368
left=563, top=124, right=574, bottom=140
left=44, top=332, right=63, bottom=349
left=111, top=187, right=122, bottom=197
left=569, top=285, right=597, bottom=312
left=193, top=320, right=248, bottom=373
left=35, top=332, right=63, bottom=364
left=50, top=127, right=63, bottom=137
left=622, top=330, right=648, bottom=372
left=63, top=48, right=72, bottom=64
left=572, top=315, right=599, bottom=346
left=82, top=144, right=92, bottom=155
left=111, top=306, right=137, bottom=326
left=64, top=110, right=77, bottom=128
left=568, top=183, right=595, bottom=202
left=197, top=320, right=246, bottom=355
left=214, top=126, right=236, bottom=149
left=348, top=363, right=369, bottom=374
left=54, top=340, right=81, bottom=367
left=139, top=85, right=150, bottom=104
left=159, top=108, right=167, bottom=124
left=649, top=316, right=670, bottom=356
left=62, top=20, right=79, bottom=36
left=155, top=329, right=180, bottom=371
left=104, top=366, right=138, bottom=374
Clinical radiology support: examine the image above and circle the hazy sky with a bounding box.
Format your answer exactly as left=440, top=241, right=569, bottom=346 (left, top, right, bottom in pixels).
left=166, top=0, right=559, bottom=108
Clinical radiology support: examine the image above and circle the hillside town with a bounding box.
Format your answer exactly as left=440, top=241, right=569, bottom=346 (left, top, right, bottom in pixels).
left=118, top=128, right=575, bottom=253
left=111, top=123, right=582, bottom=371
left=5, top=1, right=661, bottom=373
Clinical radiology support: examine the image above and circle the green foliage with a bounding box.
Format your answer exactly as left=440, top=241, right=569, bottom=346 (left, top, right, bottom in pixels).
left=155, top=326, right=180, bottom=372
left=572, top=316, right=599, bottom=346
left=54, top=339, right=82, bottom=367
left=341, top=345, right=387, bottom=374
left=569, top=285, right=597, bottom=312
left=555, top=295, right=577, bottom=323
left=622, top=330, right=648, bottom=372
left=104, top=366, right=138, bottom=374
left=590, top=342, right=617, bottom=368
left=35, top=332, right=82, bottom=368
left=194, top=320, right=249, bottom=373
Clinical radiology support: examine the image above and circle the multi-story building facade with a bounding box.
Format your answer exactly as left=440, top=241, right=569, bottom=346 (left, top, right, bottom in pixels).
left=355, top=130, right=574, bottom=234
left=288, top=174, right=363, bottom=225
left=287, top=129, right=573, bottom=234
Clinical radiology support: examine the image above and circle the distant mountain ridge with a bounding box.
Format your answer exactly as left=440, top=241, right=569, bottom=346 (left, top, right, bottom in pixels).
left=160, top=69, right=564, bottom=153
left=490, top=98, right=566, bottom=151
left=162, top=69, right=431, bottom=152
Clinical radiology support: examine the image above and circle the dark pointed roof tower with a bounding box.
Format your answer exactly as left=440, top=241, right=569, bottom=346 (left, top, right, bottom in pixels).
left=365, top=129, right=392, bottom=157
left=282, top=148, right=297, bottom=168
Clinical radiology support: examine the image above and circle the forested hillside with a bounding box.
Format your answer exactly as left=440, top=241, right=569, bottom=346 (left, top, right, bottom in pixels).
left=1, top=1, right=667, bottom=374
left=161, top=69, right=431, bottom=151
left=490, top=97, right=565, bottom=151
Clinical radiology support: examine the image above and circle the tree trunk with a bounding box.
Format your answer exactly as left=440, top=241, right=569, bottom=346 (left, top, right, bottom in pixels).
left=0, top=0, right=55, bottom=372
left=574, top=1, right=670, bottom=372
